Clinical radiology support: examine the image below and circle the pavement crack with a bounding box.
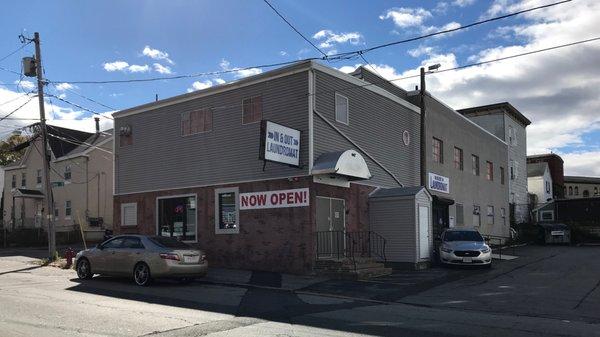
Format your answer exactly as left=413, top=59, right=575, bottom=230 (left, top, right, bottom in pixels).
left=139, top=317, right=264, bottom=336
left=573, top=278, right=600, bottom=309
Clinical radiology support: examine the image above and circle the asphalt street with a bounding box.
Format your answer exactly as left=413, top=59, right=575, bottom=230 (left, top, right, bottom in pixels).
left=0, top=245, right=599, bottom=336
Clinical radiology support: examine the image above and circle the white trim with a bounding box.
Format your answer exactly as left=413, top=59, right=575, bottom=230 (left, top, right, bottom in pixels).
left=155, top=193, right=198, bottom=243
left=312, top=62, right=421, bottom=114
left=120, top=202, right=138, bottom=227
left=308, top=69, right=315, bottom=173
left=215, top=187, right=240, bottom=235
left=3, top=165, right=26, bottom=171
left=114, top=64, right=312, bottom=118
left=334, top=93, right=349, bottom=125
left=114, top=174, right=310, bottom=196
left=407, top=90, right=507, bottom=145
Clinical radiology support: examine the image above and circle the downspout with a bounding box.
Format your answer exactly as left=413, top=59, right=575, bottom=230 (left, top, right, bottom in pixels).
left=313, top=108, right=403, bottom=186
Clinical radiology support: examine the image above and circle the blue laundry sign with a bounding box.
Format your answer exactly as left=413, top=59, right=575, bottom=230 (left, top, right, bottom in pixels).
left=263, top=121, right=301, bottom=166
left=428, top=173, right=450, bottom=194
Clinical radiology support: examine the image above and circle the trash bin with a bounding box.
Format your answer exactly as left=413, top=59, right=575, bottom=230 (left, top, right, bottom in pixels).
left=536, top=223, right=571, bottom=245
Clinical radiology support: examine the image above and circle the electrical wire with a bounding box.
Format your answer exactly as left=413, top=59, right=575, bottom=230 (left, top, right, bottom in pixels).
left=45, top=93, right=113, bottom=120
left=0, top=40, right=32, bottom=64
left=31, top=140, right=99, bottom=185
left=47, top=0, right=570, bottom=86
left=0, top=91, right=35, bottom=107
left=50, top=83, right=116, bottom=111
left=262, top=0, right=327, bottom=57
left=47, top=132, right=113, bottom=155
left=326, top=0, right=572, bottom=60
left=0, top=95, right=36, bottom=122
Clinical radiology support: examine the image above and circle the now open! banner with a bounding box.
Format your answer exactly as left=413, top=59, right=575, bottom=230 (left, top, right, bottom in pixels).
left=239, top=188, right=309, bottom=210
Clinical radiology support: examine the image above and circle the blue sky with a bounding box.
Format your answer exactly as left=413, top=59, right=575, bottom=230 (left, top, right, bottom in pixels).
left=0, top=0, right=599, bottom=176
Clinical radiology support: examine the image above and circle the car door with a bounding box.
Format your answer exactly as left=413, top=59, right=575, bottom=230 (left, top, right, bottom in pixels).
left=93, top=237, right=125, bottom=274
left=118, top=237, right=146, bottom=275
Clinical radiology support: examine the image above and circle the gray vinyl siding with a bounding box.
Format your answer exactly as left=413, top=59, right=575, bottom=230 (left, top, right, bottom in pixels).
left=370, top=196, right=417, bottom=263
left=313, top=70, right=420, bottom=188
left=115, top=71, right=309, bottom=195
left=354, top=68, right=409, bottom=100
left=409, top=95, right=510, bottom=238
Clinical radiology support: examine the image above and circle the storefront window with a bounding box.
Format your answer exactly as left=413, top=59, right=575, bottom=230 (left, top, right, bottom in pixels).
left=215, top=187, right=239, bottom=234
left=158, top=195, right=197, bottom=241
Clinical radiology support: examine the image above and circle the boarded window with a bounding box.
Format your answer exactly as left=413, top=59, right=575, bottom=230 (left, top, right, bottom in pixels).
left=500, top=167, right=505, bottom=185
left=486, top=161, right=494, bottom=181
left=242, top=96, right=262, bottom=124
left=432, top=138, right=443, bottom=163
left=182, top=108, right=213, bottom=136
left=121, top=203, right=137, bottom=227
left=335, top=93, right=349, bottom=124
left=454, top=147, right=463, bottom=170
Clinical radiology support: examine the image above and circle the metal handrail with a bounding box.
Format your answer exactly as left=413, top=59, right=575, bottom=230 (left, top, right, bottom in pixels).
left=316, top=230, right=387, bottom=270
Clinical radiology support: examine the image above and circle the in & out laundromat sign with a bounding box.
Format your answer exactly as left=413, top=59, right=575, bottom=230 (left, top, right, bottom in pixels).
left=260, top=120, right=301, bottom=166
left=240, top=188, right=309, bottom=210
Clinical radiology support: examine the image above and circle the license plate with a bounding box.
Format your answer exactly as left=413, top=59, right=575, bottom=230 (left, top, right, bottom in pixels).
left=551, top=230, right=564, bottom=236
left=183, top=255, right=200, bottom=263
left=462, top=257, right=473, bottom=263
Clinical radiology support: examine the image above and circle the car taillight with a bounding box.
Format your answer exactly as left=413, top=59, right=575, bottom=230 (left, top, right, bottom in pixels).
left=200, top=254, right=206, bottom=262
left=159, top=253, right=180, bottom=261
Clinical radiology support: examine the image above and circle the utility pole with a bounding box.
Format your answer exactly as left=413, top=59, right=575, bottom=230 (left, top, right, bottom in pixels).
left=32, top=32, right=56, bottom=260
left=419, top=67, right=427, bottom=187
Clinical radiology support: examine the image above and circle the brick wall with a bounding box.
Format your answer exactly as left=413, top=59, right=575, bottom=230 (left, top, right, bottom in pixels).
left=114, top=177, right=374, bottom=274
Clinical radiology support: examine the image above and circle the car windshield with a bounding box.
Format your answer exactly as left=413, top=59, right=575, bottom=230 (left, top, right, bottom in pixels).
left=444, top=231, right=484, bottom=242
left=149, top=236, right=191, bottom=249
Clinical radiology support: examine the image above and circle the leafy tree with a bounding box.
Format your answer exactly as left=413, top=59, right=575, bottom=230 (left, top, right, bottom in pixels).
left=0, top=134, right=28, bottom=166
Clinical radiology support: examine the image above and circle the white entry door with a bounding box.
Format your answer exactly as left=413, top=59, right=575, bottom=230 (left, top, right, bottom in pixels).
left=418, top=205, right=430, bottom=259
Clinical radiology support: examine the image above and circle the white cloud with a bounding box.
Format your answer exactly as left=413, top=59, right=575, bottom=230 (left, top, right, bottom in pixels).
left=103, top=61, right=150, bottom=73
left=408, top=45, right=436, bottom=57
left=153, top=63, right=172, bottom=74
left=453, top=0, right=476, bottom=7
left=103, top=61, right=129, bottom=72
left=0, top=87, right=114, bottom=139
left=55, top=83, right=77, bottom=91
left=561, top=151, right=600, bottom=176
left=312, top=30, right=363, bottom=49
left=421, top=21, right=462, bottom=36
left=127, top=64, right=150, bottom=73
left=219, top=59, right=263, bottom=79
left=142, top=46, right=174, bottom=64
left=187, top=80, right=213, bottom=93
left=13, top=80, right=36, bottom=91
left=379, top=8, right=432, bottom=28
left=389, top=0, right=600, bottom=175
left=213, top=78, right=226, bottom=85
left=279, top=51, right=288, bottom=56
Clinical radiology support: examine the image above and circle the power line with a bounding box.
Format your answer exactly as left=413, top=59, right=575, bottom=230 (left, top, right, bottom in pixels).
left=45, top=93, right=114, bottom=120
left=262, top=0, right=327, bottom=57
left=0, top=95, right=36, bottom=122
left=47, top=132, right=113, bottom=155
left=0, top=40, right=32, bottom=64
left=59, top=86, right=116, bottom=111
left=327, top=0, right=572, bottom=59
left=0, top=91, right=35, bottom=107
left=47, top=0, right=571, bottom=86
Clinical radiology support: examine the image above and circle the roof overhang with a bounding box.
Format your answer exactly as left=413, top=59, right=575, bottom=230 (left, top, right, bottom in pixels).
left=312, top=150, right=372, bottom=180
left=12, top=188, right=44, bottom=199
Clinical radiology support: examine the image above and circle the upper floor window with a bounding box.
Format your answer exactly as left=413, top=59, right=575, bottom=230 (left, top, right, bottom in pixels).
left=182, top=108, right=213, bottom=136
left=242, top=96, right=262, bottom=124
left=546, top=181, right=551, bottom=193
left=11, top=174, right=16, bottom=188
left=508, top=126, right=515, bottom=146
left=119, top=124, right=133, bottom=147
left=21, top=172, right=26, bottom=187
left=454, top=147, right=463, bottom=170
left=595, top=187, right=598, bottom=196
left=36, top=169, right=42, bottom=185
left=487, top=205, right=494, bottom=225
left=472, top=155, right=479, bottom=176
left=432, top=138, right=443, bottom=163
left=486, top=161, right=493, bottom=181
left=568, top=186, right=573, bottom=195
left=575, top=186, right=579, bottom=195
left=64, top=165, right=72, bottom=181
left=335, top=93, right=349, bottom=125
left=65, top=200, right=72, bottom=218
left=500, top=167, right=505, bottom=185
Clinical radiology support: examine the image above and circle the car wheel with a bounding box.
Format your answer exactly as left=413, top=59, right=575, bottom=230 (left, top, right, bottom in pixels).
left=76, top=258, right=93, bottom=280
left=133, top=262, right=152, bottom=286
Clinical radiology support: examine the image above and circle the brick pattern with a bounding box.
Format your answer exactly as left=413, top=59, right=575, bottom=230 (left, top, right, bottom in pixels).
left=114, top=177, right=374, bottom=274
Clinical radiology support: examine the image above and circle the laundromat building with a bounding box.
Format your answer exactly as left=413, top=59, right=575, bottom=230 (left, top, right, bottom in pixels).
left=112, top=60, right=509, bottom=274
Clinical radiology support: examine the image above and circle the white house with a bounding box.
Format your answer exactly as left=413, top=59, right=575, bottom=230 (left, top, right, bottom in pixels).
left=527, top=162, right=553, bottom=206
